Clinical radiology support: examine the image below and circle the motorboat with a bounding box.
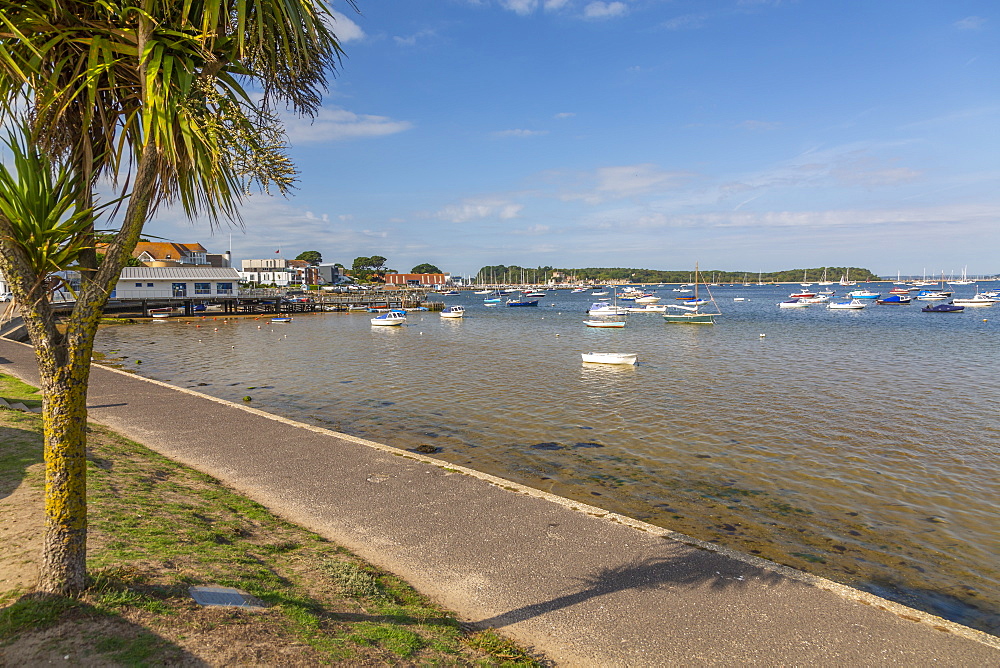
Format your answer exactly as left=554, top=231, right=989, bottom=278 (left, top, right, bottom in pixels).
left=587, top=302, right=629, bottom=316
left=789, top=291, right=816, bottom=299
left=270, top=316, right=293, bottom=322
left=635, top=295, right=661, bottom=304
left=799, top=295, right=830, bottom=304
left=847, top=289, right=880, bottom=299
left=371, top=311, right=407, bottom=326
left=625, top=304, right=667, bottom=313
left=506, top=298, right=539, bottom=307
left=827, top=299, right=866, bottom=310
left=778, top=299, right=809, bottom=308
left=922, top=303, right=964, bottom=313
left=951, top=294, right=999, bottom=307
left=440, top=305, right=465, bottom=318
left=875, top=295, right=911, bottom=305
left=583, top=319, right=626, bottom=328
left=915, top=291, right=949, bottom=301
left=581, top=352, right=637, bottom=365
left=524, top=291, right=547, bottom=298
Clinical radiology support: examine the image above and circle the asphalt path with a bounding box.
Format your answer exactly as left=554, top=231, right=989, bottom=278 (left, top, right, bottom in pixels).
left=1, top=338, right=997, bottom=666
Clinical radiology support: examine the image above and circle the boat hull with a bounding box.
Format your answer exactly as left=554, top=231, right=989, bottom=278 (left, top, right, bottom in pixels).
left=663, top=312, right=717, bottom=324
left=581, top=352, right=637, bottom=365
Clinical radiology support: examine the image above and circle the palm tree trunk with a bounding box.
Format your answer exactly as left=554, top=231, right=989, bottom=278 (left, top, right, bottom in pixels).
left=36, top=348, right=90, bottom=593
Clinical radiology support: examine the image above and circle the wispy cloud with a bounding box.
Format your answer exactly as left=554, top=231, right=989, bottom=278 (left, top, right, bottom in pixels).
left=739, top=120, right=782, bottom=131
left=394, top=29, right=437, bottom=47
left=554, top=112, right=576, bottom=119
left=500, top=0, right=538, bottom=15
left=284, top=107, right=412, bottom=144
left=492, top=128, right=549, bottom=138
left=436, top=197, right=524, bottom=223
left=954, top=16, right=987, bottom=30
left=558, top=163, right=694, bottom=204
left=662, top=14, right=706, bottom=30
left=583, top=2, right=628, bottom=19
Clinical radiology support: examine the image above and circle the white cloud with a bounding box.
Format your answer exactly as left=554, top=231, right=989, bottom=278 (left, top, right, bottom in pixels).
left=662, top=14, right=706, bottom=30
left=394, top=29, right=437, bottom=47
left=554, top=112, right=575, bottom=119
left=501, top=0, right=537, bottom=16
left=544, top=0, right=571, bottom=9
left=436, top=197, right=524, bottom=223
left=492, top=128, right=549, bottom=138
left=583, top=2, right=628, bottom=19
left=592, top=164, right=691, bottom=201
left=284, top=107, right=412, bottom=144
left=329, top=11, right=365, bottom=42
left=954, top=16, right=986, bottom=30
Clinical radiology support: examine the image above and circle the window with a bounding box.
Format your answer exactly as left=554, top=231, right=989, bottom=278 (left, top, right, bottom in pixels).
left=135, top=282, right=142, bottom=287
left=194, top=282, right=211, bottom=295
left=216, top=282, right=233, bottom=295
left=147, top=283, right=153, bottom=287
left=171, top=282, right=187, bottom=297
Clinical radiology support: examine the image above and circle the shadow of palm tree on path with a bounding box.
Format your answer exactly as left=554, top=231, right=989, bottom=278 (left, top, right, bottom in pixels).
left=475, top=548, right=786, bottom=629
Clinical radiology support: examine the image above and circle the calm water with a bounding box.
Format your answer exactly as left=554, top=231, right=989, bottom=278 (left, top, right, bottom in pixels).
left=94, top=282, right=1000, bottom=634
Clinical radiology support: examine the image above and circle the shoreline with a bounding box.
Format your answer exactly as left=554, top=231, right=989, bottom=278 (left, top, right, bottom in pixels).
left=1, top=337, right=997, bottom=663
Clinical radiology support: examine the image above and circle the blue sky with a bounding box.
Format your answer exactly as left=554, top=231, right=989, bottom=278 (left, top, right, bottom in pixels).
left=148, top=0, right=999, bottom=278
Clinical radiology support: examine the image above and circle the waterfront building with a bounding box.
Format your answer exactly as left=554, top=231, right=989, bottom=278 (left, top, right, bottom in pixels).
left=112, top=267, right=241, bottom=299
left=384, top=273, right=452, bottom=287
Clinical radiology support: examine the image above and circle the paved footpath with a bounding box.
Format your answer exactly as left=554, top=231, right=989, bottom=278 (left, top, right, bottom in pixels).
left=2, top=338, right=997, bottom=666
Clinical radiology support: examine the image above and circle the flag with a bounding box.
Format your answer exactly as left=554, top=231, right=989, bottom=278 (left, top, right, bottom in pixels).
left=275, top=249, right=280, bottom=254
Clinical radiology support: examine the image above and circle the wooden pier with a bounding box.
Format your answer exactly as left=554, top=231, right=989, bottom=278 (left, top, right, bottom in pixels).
left=95, top=288, right=441, bottom=318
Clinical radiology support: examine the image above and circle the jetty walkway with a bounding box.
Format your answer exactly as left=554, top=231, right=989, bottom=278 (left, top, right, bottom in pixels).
left=1, top=338, right=996, bottom=666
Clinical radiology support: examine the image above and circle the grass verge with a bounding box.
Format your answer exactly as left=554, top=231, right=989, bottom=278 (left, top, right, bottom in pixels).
left=0, top=374, right=545, bottom=666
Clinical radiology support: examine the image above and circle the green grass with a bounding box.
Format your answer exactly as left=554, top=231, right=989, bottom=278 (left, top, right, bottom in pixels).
left=0, top=373, right=544, bottom=665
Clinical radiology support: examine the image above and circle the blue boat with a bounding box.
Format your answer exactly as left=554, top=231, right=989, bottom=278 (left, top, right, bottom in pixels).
left=921, top=303, right=964, bottom=313
left=506, top=299, right=539, bottom=307
left=876, top=294, right=911, bottom=305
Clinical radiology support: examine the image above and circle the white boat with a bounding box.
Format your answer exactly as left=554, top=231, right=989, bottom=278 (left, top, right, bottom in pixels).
left=440, top=305, right=466, bottom=318
left=371, top=311, right=407, bottom=326
left=663, top=263, right=720, bottom=325
left=948, top=267, right=974, bottom=286
left=635, top=295, right=661, bottom=304
left=828, top=299, right=866, bottom=310
left=847, top=289, right=880, bottom=299
left=778, top=299, right=808, bottom=308
left=799, top=295, right=830, bottom=304
left=591, top=290, right=609, bottom=296
left=581, top=352, right=637, bottom=365
left=951, top=293, right=999, bottom=307
left=915, top=291, right=949, bottom=301
left=270, top=316, right=293, bottom=322
left=587, top=302, right=629, bottom=316
left=626, top=304, right=667, bottom=313
left=584, top=319, right=626, bottom=328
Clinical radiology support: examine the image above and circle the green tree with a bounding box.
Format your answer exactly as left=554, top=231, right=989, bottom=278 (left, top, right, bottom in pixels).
left=351, top=255, right=388, bottom=282
left=411, top=263, right=442, bottom=274
left=295, top=250, right=323, bottom=265
left=0, top=0, right=351, bottom=594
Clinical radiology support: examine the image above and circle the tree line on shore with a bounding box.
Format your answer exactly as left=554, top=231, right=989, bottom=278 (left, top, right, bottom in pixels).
left=475, top=265, right=880, bottom=284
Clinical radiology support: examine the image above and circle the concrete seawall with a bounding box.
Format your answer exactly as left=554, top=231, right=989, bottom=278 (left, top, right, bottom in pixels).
left=1, top=337, right=996, bottom=666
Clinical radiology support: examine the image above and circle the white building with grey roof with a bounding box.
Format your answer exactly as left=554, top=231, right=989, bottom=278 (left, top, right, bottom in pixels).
left=112, top=267, right=242, bottom=299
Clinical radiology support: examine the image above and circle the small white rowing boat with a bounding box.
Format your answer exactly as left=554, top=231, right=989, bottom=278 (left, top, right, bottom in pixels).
left=581, top=352, right=637, bottom=365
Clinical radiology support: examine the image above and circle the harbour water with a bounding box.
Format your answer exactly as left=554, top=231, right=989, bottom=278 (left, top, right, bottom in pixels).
left=94, top=282, right=1000, bottom=634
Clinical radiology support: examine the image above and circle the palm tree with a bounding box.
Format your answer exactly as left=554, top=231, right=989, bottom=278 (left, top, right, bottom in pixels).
left=0, top=0, right=353, bottom=594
